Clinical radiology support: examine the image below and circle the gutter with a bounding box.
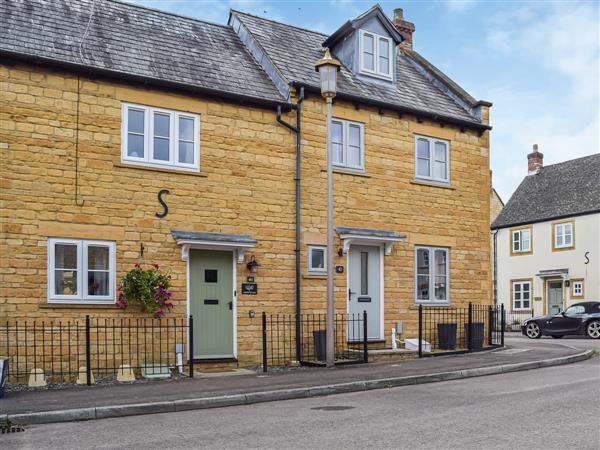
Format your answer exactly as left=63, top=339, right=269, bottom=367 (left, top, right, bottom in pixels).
left=276, top=87, right=305, bottom=363
left=491, top=209, right=600, bottom=231
left=291, top=82, right=492, bottom=133
left=1, top=50, right=291, bottom=111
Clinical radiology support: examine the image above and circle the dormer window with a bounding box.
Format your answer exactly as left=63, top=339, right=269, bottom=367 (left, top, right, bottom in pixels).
left=359, top=30, right=393, bottom=80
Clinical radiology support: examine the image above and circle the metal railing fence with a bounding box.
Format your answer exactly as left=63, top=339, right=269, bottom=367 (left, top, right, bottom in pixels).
left=262, top=311, right=368, bottom=371
left=1, top=316, right=194, bottom=385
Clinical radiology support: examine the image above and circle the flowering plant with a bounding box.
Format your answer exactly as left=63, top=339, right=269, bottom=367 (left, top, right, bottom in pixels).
left=117, top=264, right=173, bottom=318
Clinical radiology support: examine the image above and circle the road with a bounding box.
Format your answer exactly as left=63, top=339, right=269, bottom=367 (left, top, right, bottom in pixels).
left=3, top=336, right=599, bottom=450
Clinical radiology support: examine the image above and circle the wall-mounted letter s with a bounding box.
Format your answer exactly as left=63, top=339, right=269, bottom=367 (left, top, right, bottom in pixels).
left=156, top=189, right=170, bottom=218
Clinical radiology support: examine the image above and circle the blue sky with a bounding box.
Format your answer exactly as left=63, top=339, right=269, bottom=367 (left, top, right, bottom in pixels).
left=130, top=0, right=599, bottom=202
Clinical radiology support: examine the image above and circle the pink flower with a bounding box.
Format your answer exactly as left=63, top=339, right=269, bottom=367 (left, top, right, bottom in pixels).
left=165, top=302, right=174, bottom=309
left=152, top=263, right=160, bottom=269
left=154, top=309, right=165, bottom=319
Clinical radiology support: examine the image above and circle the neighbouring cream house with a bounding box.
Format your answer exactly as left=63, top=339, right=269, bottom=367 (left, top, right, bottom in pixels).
left=0, top=0, right=493, bottom=367
left=492, top=149, right=600, bottom=317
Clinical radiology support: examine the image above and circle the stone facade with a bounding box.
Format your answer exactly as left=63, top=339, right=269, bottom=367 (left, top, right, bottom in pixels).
left=0, top=62, right=492, bottom=366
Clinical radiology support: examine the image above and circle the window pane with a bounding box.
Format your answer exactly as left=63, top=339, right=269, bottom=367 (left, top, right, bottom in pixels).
left=434, top=250, right=447, bottom=276
left=362, top=34, right=374, bottom=70
left=87, top=271, right=108, bottom=296
left=417, top=139, right=430, bottom=159
left=378, top=38, right=389, bottom=74
left=310, top=248, right=325, bottom=270
left=417, top=275, right=429, bottom=300
left=128, top=109, right=144, bottom=134
left=434, top=276, right=446, bottom=300
left=433, top=161, right=447, bottom=180
left=523, top=299, right=530, bottom=309
left=434, top=142, right=447, bottom=162
left=55, top=270, right=78, bottom=296
left=179, top=142, right=194, bottom=164
left=153, top=137, right=169, bottom=161
left=332, top=121, right=343, bottom=164
left=127, top=134, right=144, bottom=158
left=332, top=121, right=343, bottom=144
left=417, top=248, right=429, bottom=275
left=521, top=230, right=530, bottom=250
left=179, top=117, right=194, bottom=142
left=348, top=125, right=361, bottom=167
left=55, top=244, right=78, bottom=269
left=417, top=159, right=430, bottom=177
left=88, top=246, right=109, bottom=270
left=154, top=113, right=170, bottom=138
left=205, top=270, right=218, bottom=283
left=361, top=252, right=368, bottom=295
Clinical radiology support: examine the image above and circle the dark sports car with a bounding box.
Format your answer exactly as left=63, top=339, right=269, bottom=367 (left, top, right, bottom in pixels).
left=522, top=301, right=600, bottom=339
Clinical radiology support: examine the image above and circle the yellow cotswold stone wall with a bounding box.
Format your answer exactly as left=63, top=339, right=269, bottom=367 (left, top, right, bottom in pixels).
left=0, top=63, right=491, bottom=366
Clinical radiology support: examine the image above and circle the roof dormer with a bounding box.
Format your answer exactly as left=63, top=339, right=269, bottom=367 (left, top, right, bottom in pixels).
left=322, top=4, right=403, bottom=84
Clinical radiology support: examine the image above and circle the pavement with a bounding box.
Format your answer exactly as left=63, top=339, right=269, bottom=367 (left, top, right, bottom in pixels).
left=2, top=342, right=598, bottom=450
left=0, top=334, right=597, bottom=426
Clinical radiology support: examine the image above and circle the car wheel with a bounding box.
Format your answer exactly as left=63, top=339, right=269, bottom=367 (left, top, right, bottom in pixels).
left=525, top=322, right=541, bottom=339
left=551, top=335, right=563, bottom=339
left=586, top=321, right=600, bottom=339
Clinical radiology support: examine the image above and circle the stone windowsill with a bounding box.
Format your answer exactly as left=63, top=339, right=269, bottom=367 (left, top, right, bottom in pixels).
left=114, top=162, right=208, bottom=177
left=40, top=303, right=119, bottom=309
left=302, top=273, right=328, bottom=279
left=410, top=178, right=455, bottom=190
left=320, top=168, right=371, bottom=178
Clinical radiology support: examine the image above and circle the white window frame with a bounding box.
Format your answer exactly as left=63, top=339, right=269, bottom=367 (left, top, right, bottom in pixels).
left=48, top=238, right=116, bottom=304
left=358, top=29, right=393, bottom=80
left=572, top=281, right=583, bottom=297
left=554, top=222, right=573, bottom=249
left=512, top=281, right=531, bottom=310
left=512, top=229, right=531, bottom=253
left=308, top=245, right=327, bottom=274
left=121, top=103, right=200, bottom=172
left=414, top=135, right=450, bottom=183
left=414, top=246, right=450, bottom=304
left=331, top=118, right=365, bottom=171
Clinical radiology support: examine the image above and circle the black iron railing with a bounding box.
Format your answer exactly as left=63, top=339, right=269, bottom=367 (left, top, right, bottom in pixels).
left=418, top=303, right=504, bottom=356
left=504, top=309, right=534, bottom=331
left=262, top=312, right=368, bottom=371
left=1, top=316, right=194, bottom=385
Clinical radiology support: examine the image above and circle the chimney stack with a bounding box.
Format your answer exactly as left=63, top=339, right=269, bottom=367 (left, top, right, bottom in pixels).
left=393, top=8, right=415, bottom=50
left=527, top=144, right=544, bottom=174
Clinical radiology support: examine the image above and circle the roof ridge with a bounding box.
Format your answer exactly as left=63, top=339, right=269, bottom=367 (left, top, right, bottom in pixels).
left=230, top=9, right=329, bottom=37
left=540, top=153, right=600, bottom=169
left=104, top=0, right=231, bottom=29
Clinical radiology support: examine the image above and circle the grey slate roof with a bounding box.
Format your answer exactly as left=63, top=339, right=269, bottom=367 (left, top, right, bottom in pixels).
left=0, top=0, right=286, bottom=105
left=171, top=230, right=257, bottom=244
left=231, top=10, right=486, bottom=128
left=491, top=154, right=600, bottom=229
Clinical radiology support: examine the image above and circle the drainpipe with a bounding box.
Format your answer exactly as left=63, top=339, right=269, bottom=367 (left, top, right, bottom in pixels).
left=492, top=229, right=498, bottom=306
left=276, top=87, right=305, bottom=363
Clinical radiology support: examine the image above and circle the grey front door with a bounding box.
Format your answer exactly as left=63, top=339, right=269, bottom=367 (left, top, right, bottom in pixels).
left=189, top=250, right=234, bottom=359
left=348, top=245, right=381, bottom=340
left=547, top=281, right=563, bottom=315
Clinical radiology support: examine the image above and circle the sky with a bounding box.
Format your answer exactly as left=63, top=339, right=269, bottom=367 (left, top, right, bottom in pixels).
left=130, top=0, right=600, bottom=202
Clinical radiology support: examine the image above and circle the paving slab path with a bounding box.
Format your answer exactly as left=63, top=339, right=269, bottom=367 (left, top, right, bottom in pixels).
left=0, top=335, right=596, bottom=423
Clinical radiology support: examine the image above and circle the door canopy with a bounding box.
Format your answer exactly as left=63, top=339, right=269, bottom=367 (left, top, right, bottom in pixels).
left=336, top=226, right=406, bottom=255
left=172, top=230, right=257, bottom=263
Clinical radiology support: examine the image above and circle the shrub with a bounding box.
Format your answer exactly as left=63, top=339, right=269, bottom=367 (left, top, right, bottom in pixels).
left=117, top=264, right=173, bottom=318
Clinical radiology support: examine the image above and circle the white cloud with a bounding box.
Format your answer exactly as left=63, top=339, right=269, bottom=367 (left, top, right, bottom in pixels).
left=485, top=2, right=599, bottom=200
left=445, top=0, right=478, bottom=13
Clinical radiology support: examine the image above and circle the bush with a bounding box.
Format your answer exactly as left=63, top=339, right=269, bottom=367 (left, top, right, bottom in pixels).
left=117, top=264, right=173, bottom=318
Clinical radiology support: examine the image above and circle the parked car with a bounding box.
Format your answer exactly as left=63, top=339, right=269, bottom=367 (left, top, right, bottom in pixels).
left=522, top=302, right=600, bottom=339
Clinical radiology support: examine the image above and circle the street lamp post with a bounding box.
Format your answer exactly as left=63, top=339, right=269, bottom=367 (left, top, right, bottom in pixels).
left=315, top=48, right=341, bottom=368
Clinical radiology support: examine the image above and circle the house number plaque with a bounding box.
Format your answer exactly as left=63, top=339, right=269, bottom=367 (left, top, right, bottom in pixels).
left=241, top=283, right=257, bottom=295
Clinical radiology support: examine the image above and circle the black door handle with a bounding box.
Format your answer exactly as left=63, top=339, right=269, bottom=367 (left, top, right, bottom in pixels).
left=228, top=301, right=233, bottom=310
left=348, top=289, right=356, bottom=301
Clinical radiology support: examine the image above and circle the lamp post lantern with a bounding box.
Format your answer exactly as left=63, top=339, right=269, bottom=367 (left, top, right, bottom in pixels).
left=315, top=48, right=341, bottom=368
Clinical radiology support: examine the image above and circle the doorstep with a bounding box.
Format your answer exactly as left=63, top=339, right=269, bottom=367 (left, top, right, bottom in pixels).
left=367, top=348, right=418, bottom=364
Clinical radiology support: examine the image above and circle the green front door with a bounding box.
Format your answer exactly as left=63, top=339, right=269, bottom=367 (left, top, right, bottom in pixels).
left=547, top=281, right=563, bottom=315
left=189, top=250, right=234, bottom=359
